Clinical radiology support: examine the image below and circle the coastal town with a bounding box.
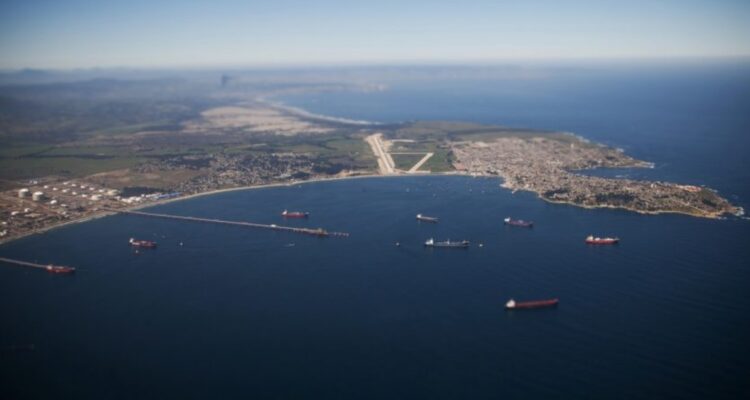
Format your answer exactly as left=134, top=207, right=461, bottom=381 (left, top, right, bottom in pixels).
left=0, top=91, right=743, bottom=244
left=451, top=135, right=741, bottom=218
left=0, top=151, right=360, bottom=244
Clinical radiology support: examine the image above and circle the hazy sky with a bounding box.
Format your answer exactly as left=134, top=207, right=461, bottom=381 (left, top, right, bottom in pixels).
left=1, top=0, right=749, bottom=69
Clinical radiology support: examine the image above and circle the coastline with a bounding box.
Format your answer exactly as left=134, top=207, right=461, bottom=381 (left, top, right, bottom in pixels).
left=498, top=179, right=739, bottom=219
left=257, top=96, right=380, bottom=126
left=2, top=169, right=742, bottom=247
left=540, top=195, right=723, bottom=219
left=1, top=94, right=742, bottom=247
left=2, top=169, right=739, bottom=247
left=0, top=173, right=456, bottom=246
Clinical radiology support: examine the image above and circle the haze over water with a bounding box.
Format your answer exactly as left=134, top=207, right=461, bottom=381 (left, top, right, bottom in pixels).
left=2, top=63, right=750, bottom=398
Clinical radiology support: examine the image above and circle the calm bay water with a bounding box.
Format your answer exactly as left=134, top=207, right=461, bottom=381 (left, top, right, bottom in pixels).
left=3, top=64, right=750, bottom=398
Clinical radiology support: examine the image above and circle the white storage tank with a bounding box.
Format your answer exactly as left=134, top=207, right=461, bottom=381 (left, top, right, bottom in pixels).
left=18, top=188, right=30, bottom=198
left=32, top=191, right=44, bottom=201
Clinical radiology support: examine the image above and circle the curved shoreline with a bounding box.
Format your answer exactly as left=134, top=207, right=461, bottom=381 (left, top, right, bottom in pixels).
left=0, top=172, right=741, bottom=246
left=540, top=196, right=725, bottom=219
left=257, top=96, right=381, bottom=126
left=1, top=171, right=742, bottom=247
left=0, top=173, right=460, bottom=246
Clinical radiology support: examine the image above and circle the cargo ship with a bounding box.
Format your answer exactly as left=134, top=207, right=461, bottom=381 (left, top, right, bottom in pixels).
left=585, top=235, right=619, bottom=245
left=424, top=238, right=470, bottom=248
left=504, top=217, right=533, bottom=227
left=416, top=214, right=439, bottom=223
left=505, top=298, right=558, bottom=309
left=281, top=210, right=309, bottom=218
left=46, top=265, right=76, bottom=274
left=129, top=238, right=157, bottom=248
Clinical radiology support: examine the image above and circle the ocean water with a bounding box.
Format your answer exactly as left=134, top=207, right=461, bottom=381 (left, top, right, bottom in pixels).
left=3, top=63, right=750, bottom=399
left=279, top=62, right=750, bottom=207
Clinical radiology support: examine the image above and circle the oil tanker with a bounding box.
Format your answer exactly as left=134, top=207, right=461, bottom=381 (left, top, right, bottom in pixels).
left=416, top=214, right=439, bottom=223
left=46, top=265, right=76, bottom=274
left=585, top=235, right=619, bottom=245
left=424, top=238, right=470, bottom=248
left=129, top=238, right=157, bottom=248
left=282, top=210, right=309, bottom=218
left=505, top=298, right=558, bottom=309
left=504, top=217, right=533, bottom=227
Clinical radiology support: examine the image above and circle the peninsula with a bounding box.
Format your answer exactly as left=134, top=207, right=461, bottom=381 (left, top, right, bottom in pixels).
left=0, top=78, right=741, bottom=244
left=451, top=133, right=739, bottom=218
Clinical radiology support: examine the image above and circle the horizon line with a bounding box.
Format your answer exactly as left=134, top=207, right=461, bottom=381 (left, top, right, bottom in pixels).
left=3, top=54, right=750, bottom=73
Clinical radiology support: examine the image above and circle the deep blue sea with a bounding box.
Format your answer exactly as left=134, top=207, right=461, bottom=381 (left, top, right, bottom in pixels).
left=2, top=63, right=750, bottom=399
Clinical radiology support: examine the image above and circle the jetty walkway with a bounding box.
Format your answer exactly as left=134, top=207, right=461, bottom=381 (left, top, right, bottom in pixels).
left=108, top=209, right=349, bottom=238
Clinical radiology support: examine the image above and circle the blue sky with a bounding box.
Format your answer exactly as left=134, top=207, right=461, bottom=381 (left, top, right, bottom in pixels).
left=1, top=0, right=749, bottom=69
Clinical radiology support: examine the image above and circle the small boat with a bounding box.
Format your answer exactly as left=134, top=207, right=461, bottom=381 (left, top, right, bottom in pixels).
left=282, top=210, right=309, bottom=218
left=129, top=238, right=157, bottom=248
left=505, top=298, right=558, bottom=310
left=585, top=235, right=619, bottom=245
left=504, top=217, right=533, bottom=227
left=416, top=214, right=439, bottom=223
left=424, top=238, right=470, bottom=248
left=46, top=265, right=75, bottom=274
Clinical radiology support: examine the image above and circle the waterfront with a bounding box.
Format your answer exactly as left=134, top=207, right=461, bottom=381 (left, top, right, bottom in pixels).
left=2, top=175, right=749, bottom=398
left=279, top=63, right=750, bottom=209
left=2, top=63, right=750, bottom=398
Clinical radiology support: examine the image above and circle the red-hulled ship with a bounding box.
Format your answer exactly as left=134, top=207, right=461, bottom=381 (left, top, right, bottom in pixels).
left=585, top=235, right=619, bottom=245
left=505, top=298, right=558, bottom=310
left=46, top=265, right=76, bottom=274
left=504, top=217, right=533, bottom=227
left=129, top=238, right=157, bottom=248
left=282, top=210, right=309, bottom=218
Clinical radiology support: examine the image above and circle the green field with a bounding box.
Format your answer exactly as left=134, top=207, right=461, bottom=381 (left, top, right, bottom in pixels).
left=0, top=155, right=145, bottom=180
left=257, top=136, right=377, bottom=170
left=423, top=149, right=453, bottom=172
left=391, top=153, right=426, bottom=170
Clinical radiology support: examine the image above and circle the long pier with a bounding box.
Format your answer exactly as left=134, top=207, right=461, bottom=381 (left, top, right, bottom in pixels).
left=109, top=209, right=350, bottom=238
left=0, top=257, right=76, bottom=274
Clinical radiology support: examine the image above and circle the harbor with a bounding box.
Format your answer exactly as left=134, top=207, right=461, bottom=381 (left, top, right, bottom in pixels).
left=3, top=174, right=747, bottom=399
